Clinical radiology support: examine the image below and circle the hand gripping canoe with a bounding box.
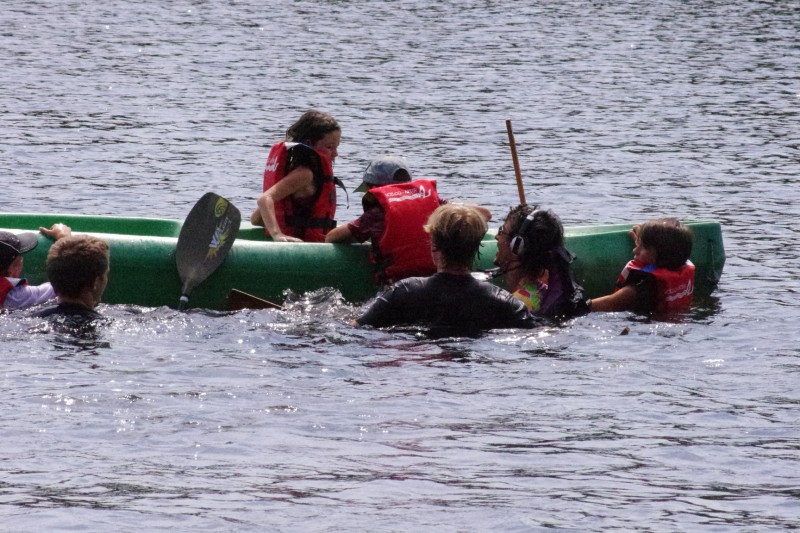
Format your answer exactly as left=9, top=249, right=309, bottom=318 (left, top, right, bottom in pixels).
left=176, top=192, right=241, bottom=309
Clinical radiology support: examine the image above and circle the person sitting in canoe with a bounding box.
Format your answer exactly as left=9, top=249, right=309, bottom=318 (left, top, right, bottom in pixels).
left=35, top=235, right=110, bottom=321
left=588, top=218, right=695, bottom=314
left=354, top=204, right=538, bottom=332
left=493, top=205, right=588, bottom=319
left=325, top=155, right=491, bottom=286
left=0, top=223, right=72, bottom=311
left=251, top=109, right=343, bottom=242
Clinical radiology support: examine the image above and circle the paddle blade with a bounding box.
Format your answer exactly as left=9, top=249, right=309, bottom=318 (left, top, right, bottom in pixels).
left=176, top=192, right=241, bottom=300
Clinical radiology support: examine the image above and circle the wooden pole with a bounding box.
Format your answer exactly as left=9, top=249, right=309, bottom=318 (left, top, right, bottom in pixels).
left=505, top=119, right=527, bottom=205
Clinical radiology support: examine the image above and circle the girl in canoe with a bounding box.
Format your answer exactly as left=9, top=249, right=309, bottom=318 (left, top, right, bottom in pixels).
left=251, top=110, right=343, bottom=242
left=493, top=205, right=588, bottom=319
left=588, top=218, right=694, bottom=314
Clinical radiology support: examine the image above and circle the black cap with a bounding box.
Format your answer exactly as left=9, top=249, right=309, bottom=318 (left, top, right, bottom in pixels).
left=0, top=231, right=39, bottom=271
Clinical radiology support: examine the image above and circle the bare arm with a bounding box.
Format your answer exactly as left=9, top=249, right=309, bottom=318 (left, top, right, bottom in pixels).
left=325, top=223, right=356, bottom=243
left=255, top=167, right=315, bottom=242
left=250, top=208, right=264, bottom=226
left=589, top=285, right=638, bottom=313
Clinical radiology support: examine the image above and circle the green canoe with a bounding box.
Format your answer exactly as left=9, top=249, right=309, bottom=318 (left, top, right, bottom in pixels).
left=0, top=213, right=725, bottom=310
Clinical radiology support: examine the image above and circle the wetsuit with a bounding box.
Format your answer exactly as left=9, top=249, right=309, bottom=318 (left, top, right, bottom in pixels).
left=35, top=302, right=103, bottom=320
left=356, top=272, right=539, bottom=331
left=34, top=302, right=107, bottom=334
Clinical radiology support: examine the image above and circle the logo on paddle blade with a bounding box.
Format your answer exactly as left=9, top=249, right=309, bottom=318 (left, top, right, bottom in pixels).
left=214, top=197, right=229, bottom=218
left=207, top=216, right=233, bottom=259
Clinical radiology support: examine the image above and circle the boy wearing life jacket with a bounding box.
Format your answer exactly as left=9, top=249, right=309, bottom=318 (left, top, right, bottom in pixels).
left=325, top=156, right=490, bottom=285
left=0, top=223, right=72, bottom=311
left=589, top=218, right=695, bottom=314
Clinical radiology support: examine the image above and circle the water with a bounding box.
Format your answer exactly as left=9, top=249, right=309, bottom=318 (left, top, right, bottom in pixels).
left=2, top=1, right=799, bottom=530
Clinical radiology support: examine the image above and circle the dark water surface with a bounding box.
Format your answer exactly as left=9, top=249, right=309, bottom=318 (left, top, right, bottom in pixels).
left=2, top=1, right=799, bottom=531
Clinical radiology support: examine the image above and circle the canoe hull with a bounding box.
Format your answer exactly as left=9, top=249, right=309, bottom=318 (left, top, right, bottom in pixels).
left=1, top=214, right=725, bottom=310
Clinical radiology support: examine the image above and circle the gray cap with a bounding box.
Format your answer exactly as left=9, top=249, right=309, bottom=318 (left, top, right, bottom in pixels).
left=354, top=156, right=412, bottom=192
left=0, top=231, right=39, bottom=271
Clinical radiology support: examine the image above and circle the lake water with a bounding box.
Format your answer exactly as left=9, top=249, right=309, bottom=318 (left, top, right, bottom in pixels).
left=2, top=1, right=799, bottom=531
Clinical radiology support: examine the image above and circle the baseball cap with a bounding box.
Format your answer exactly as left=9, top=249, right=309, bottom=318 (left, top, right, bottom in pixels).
left=354, top=156, right=412, bottom=192
left=0, top=231, right=39, bottom=271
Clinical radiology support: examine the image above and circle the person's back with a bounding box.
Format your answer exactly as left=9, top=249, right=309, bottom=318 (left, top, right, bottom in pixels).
left=355, top=204, right=538, bottom=332
left=537, top=245, right=587, bottom=318
left=34, top=235, right=110, bottom=320
left=326, top=156, right=440, bottom=283
left=357, top=272, right=536, bottom=331
left=370, top=178, right=440, bottom=283
left=327, top=156, right=491, bottom=286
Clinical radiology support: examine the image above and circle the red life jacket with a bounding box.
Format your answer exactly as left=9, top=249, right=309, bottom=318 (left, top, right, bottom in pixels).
left=262, top=142, right=337, bottom=242
left=371, top=179, right=440, bottom=284
left=0, top=277, right=26, bottom=308
left=615, top=259, right=695, bottom=312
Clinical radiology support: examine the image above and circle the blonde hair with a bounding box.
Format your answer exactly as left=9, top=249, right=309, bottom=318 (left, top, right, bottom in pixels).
left=424, top=204, right=488, bottom=269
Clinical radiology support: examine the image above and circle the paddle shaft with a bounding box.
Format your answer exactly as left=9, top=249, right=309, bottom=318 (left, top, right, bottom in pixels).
left=505, top=119, right=527, bottom=205
left=227, top=288, right=283, bottom=311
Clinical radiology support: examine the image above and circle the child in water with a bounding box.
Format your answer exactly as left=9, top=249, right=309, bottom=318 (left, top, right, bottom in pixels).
left=0, top=223, right=72, bottom=311
left=493, top=205, right=587, bottom=318
left=589, top=218, right=694, bottom=314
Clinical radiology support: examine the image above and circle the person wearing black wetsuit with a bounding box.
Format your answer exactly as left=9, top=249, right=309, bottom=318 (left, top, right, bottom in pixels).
left=355, top=204, right=538, bottom=332
left=33, top=235, right=109, bottom=324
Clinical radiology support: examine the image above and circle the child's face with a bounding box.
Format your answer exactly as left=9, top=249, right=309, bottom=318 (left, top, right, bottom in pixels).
left=6, top=255, right=23, bottom=278
left=494, top=221, right=512, bottom=262
left=633, top=238, right=657, bottom=265
left=312, top=130, right=341, bottom=163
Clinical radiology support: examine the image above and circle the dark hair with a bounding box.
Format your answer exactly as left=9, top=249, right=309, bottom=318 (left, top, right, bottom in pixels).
left=46, top=236, right=109, bottom=298
left=285, top=110, right=340, bottom=146
left=504, top=204, right=564, bottom=277
left=638, top=218, right=693, bottom=270
left=425, top=204, right=488, bottom=269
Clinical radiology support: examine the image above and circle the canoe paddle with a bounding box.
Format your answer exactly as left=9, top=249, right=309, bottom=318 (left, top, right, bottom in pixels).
left=176, top=192, right=241, bottom=309
left=226, top=288, right=283, bottom=311
left=505, top=119, right=527, bottom=205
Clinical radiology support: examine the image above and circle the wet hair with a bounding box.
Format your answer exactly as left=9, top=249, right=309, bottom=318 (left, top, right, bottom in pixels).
left=424, top=204, right=488, bottom=269
left=638, top=218, right=693, bottom=270
left=285, top=110, right=340, bottom=146
left=504, top=204, right=564, bottom=277
left=46, top=236, right=110, bottom=298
